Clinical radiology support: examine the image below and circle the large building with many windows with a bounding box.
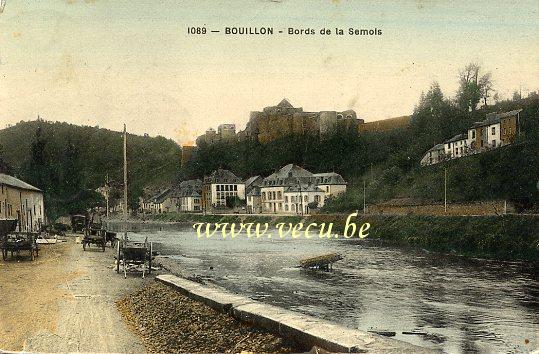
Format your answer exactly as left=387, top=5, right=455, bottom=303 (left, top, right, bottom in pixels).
left=202, top=169, right=245, bottom=211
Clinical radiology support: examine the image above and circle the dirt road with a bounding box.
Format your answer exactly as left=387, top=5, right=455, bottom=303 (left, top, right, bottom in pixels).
left=0, top=237, right=149, bottom=353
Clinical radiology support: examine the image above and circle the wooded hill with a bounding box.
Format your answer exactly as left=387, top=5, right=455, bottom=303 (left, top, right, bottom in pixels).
left=0, top=121, right=181, bottom=219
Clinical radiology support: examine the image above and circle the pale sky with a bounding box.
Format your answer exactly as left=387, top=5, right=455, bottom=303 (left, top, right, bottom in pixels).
left=1, top=0, right=538, bottom=145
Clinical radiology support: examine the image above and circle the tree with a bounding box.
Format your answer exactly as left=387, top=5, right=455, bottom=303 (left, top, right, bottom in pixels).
left=0, top=144, right=12, bottom=174
left=456, top=63, right=493, bottom=112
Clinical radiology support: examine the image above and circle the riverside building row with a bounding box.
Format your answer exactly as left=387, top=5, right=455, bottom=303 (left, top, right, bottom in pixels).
left=139, top=164, right=347, bottom=215
left=420, top=109, right=521, bottom=166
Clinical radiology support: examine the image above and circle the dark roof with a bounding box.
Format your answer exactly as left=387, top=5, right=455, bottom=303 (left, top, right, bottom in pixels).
left=284, top=184, right=324, bottom=193
left=175, top=179, right=202, bottom=197
left=246, top=185, right=261, bottom=196
left=485, top=109, right=522, bottom=120
left=313, top=172, right=347, bottom=185
left=445, top=133, right=467, bottom=143
left=150, top=188, right=172, bottom=203
left=472, top=109, right=522, bottom=128
left=266, top=164, right=313, bottom=180
left=244, top=176, right=262, bottom=188
left=204, top=169, right=242, bottom=184
left=427, top=143, right=445, bottom=152
left=277, top=98, right=294, bottom=108
left=0, top=174, right=42, bottom=192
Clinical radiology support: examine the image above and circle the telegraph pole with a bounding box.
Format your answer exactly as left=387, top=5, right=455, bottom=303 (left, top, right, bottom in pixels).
left=123, top=124, right=128, bottom=242
left=444, top=168, right=447, bottom=213
left=363, top=179, right=366, bottom=214
left=105, top=174, right=110, bottom=229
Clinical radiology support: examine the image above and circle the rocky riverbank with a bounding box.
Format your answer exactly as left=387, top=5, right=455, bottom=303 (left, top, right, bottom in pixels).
left=117, top=282, right=306, bottom=353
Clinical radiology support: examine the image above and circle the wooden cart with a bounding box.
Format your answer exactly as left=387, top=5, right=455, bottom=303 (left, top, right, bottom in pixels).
left=116, top=238, right=152, bottom=278
left=82, top=225, right=107, bottom=251
left=1, top=232, right=39, bottom=261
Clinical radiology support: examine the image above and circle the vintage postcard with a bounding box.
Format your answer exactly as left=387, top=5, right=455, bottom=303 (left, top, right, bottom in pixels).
left=0, top=1, right=538, bottom=353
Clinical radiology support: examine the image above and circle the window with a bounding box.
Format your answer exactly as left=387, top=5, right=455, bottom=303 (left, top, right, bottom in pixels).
left=233, top=185, right=237, bottom=191
left=472, top=130, right=475, bottom=139
left=315, top=195, right=320, bottom=202
left=261, top=192, right=266, bottom=200
left=285, top=205, right=289, bottom=211
left=492, top=140, right=496, bottom=147
left=277, top=191, right=282, bottom=199
left=285, top=196, right=288, bottom=202
left=304, top=195, right=308, bottom=202
left=491, top=127, right=496, bottom=135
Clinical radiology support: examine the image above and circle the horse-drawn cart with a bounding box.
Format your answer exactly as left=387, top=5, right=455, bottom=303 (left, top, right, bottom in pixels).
left=116, top=238, right=153, bottom=278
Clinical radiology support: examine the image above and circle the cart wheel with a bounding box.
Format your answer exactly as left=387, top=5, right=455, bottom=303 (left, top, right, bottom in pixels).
left=116, top=241, right=120, bottom=273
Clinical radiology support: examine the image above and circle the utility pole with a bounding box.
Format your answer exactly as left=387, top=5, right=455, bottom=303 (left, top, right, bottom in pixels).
left=105, top=174, right=109, bottom=229
left=444, top=168, right=447, bottom=213
left=363, top=179, right=366, bottom=214
left=123, top=124, right=128, bottom=242
left=299, top=180, right=304, bottom=216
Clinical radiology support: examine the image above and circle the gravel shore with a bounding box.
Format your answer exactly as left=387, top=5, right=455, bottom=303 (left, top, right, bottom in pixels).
left=117, top=282, right=308, bottom=353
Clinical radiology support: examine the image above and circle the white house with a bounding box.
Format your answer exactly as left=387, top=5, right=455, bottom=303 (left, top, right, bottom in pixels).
left=444, top=133, right=469, bottom=159
left=260, top=164, right=346, bottom=214
left=313, top=172, right=347, bottom=198
left=283, top=184, right=325, bottom=215
left=0, top=174, right=45, bottom=232
left=420, top=144, right=446, bottom=166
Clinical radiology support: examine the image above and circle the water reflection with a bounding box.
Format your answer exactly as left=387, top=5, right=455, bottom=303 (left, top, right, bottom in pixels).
left=124, top=227, right=538, bottom=353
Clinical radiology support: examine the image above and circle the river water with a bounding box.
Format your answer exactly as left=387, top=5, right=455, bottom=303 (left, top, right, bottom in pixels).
left=124, top=225, right=538, bottom=353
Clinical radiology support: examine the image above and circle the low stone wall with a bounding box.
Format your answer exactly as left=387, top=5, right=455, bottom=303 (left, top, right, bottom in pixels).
left=155, top=274, right=434, bottom=353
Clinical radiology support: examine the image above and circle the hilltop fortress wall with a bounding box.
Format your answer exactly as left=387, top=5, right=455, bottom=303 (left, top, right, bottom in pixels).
left=197, top=99, right=363, bottom=146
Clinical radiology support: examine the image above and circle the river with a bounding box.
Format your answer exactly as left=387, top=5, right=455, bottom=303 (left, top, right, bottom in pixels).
left=123, top=224, right=538, bottom=353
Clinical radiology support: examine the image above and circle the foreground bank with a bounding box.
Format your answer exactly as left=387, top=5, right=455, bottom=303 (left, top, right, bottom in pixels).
left=114, top=213, right=539, bottom=261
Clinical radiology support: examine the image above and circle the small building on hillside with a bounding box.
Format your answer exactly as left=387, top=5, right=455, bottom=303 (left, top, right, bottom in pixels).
left=468, top=109, right=521, bottom=150
left=444, top=133, right=469, bottom=159
left=202, top=169, right=245, bottom=210
left=420, top=144, right=446, bottom=166
left=0, top=173, right=45, bottom=232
